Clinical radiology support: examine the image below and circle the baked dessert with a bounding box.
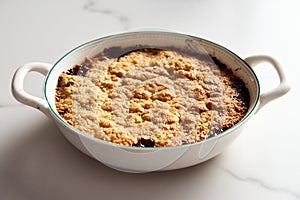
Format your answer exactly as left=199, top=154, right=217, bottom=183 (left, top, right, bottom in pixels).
left=55, top=48, right=249, bottom=147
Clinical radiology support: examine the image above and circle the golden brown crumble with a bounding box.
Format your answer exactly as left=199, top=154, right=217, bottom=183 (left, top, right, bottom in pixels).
left=55, top=48, right=249, bottom=147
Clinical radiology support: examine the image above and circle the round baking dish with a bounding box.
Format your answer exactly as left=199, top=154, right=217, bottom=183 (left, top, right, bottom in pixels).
left=11, top=31, right=290, bottom=173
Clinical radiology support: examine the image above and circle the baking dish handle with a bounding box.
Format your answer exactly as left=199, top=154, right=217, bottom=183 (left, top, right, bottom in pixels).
left=244, top=55, right=290, bottom=112
left=11, top=62, right=52, bottom=117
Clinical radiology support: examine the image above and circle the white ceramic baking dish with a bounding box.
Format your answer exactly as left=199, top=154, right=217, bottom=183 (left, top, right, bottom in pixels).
left=11, top=31, right=290, bottom=173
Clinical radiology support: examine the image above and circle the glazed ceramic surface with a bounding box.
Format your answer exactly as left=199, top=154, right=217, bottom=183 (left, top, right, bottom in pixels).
left=11, top=31, right=290, bottom=173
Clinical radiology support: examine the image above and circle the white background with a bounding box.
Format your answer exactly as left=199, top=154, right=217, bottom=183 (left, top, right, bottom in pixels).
left=0, top=0, right=299, bottom=199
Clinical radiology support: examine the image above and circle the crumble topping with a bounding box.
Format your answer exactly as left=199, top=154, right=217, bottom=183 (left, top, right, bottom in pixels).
left=55, top=48, right=249, bottom=147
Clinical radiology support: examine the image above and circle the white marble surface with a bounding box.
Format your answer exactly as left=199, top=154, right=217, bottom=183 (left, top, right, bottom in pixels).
left=0, top=0, right=299, bottom=199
